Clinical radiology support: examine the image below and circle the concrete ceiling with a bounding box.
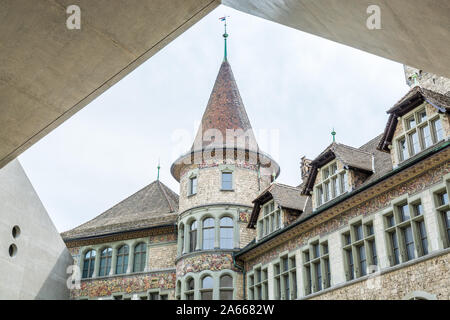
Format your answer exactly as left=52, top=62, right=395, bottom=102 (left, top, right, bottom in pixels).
left=1, top=0, right=449, bottom=169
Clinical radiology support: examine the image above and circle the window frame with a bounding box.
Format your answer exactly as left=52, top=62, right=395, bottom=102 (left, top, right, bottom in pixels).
left=396, top=106, right=444, bottom=162
left=342, top=220, right=378, bottom=281
left=133, top=242, right=147, bottom=273
left=303, top=240, right=330, bottom=296
left=384, top=199, right=429, bottom=267
left=314, top=160, right=348, bottom=207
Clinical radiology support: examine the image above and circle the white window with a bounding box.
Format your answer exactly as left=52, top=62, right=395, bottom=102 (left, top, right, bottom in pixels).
left=396, top=107, right=445, bottom=162
left=342, top=220, right=377, bottom=281
left=315, top=161, right=348, bottom=207
left=258, top=200, right=281, bottom=239
left=221, top=172, right=233, bottom=190
left=189, top=176, right=198, bottom=195
left=384, top=200, right=429, bottom=267
left=303, top=241, right=330, bottom=295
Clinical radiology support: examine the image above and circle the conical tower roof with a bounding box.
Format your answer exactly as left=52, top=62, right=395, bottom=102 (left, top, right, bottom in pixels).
left=191, top=60, right=259, bottom=153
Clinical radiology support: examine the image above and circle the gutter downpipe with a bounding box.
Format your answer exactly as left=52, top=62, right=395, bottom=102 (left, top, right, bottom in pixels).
left=233, top=253, right=246, bottom=300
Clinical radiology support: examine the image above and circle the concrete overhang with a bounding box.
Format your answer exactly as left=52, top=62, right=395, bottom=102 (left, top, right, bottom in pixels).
left=1, top=0, right=449, bottom=169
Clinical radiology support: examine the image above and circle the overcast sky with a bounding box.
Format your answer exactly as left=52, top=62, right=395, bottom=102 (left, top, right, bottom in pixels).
left=19, top=5, right=410, bottom=233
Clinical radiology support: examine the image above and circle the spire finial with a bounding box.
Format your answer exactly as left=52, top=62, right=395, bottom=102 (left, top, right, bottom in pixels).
left=219, top=16, right=229, bottom=61
left=331, top=128, right=336, bottom=142
left=157, top=158, right=161, bottom=181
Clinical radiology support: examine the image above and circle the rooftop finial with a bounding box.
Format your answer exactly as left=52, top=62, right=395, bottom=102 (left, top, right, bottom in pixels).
left=219, top=16, right=229, bottom=61
left=331, top=128, right=336, bottom=142
left=157, top=158, right=161, bottom=181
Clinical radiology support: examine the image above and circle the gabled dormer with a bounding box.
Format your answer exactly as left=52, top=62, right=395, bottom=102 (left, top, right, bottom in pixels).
left=301, top=143, right=375, bottom=210
left=378, top=87, right=450, bottom=167
left=247, top=183, right=310, bottom=241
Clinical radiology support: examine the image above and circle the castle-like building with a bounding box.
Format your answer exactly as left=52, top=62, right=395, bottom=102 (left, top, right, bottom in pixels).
left=61, top=34, right=450, bottom=300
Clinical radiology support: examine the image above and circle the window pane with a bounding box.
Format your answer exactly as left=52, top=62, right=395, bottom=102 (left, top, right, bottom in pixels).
left=414, top=203, right=423, bottom=216
left=421, top=124, right=432, bottom=148
left=439, top=192, right=449, bottom=206
left=359, top=245, right=366, bottom=276
left=417, top=110, right=427, bottom=123
left=220, top=290, right=233, bottom=300
left=399, top=204, right=410, bottom=221
left=398, top=138, right=408, bottom=161
left=203, top=218, right=215, bottom=250
left=202, top=276, right=213, bottom=289
left=355, top=224, right=363, bottom=241
left=403, top=226, right=415, bottom=261
left=391, top=231, right=400, bottom=265
left=409, top=131, right=420, bottom=155
left=432, top=118, right=443, bottom=141
left=190, top=177, right=197, bottom=195
left=444, top=211, right=450, bottom=245
left=220, top=275, right=233, bottom=287
left=419, top=221, right=428, bottom=255
left=406, top=116, right=416, bottom=129
left=222, top=172, right=233, bottom=190
left=315, top=263, right=322, bottom=291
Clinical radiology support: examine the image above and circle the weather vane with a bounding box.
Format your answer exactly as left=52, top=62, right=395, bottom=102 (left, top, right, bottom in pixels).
left=219, top=16, right=230, bottom=61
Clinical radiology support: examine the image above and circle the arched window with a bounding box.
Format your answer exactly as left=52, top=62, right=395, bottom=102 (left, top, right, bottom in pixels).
left=201, top=276, right=213, bottom=300
left=99, top=247, right=112, bottom=276
left=115, top=245, right=129, bottom=274
left=82, top=250, right=96, bottom=279
left=220, top=217, right=234, bottom=249
left=219, top=274, right=233, bottom=299
left=185, top=278, right=195, bottom=300
left=203, top=218, right=215, bottom=250
left=133, top=242, right=147, bottom=272
left=189, top=221, right=198, bottom=252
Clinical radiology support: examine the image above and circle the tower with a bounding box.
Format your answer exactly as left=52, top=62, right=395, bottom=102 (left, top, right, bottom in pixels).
left=171, top=24, right=280, bottom=300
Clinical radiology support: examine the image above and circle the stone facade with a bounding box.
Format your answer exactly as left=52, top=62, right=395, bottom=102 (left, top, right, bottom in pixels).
left=178, top=160, right=271, bottom=214
left=310, top=251, right=449, bottom=300
left=404, top=65, right=450, bottom=95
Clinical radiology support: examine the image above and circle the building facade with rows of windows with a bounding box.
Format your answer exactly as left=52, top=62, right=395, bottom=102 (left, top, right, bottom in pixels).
left=61, top=54, right=450, bottom=300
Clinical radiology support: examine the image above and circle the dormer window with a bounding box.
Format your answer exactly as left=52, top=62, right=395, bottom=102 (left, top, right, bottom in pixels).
left=396, top=108, right=444, bottom=162
left=315, top=161, right=348, bottom=207
left=257, top=200, right=281, bottom=239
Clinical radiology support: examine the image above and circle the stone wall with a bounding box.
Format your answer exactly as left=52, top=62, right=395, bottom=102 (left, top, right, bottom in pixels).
left=178, top=159, right=271, bottom=213
left=71, top=270, right=176, bottom=299
left=149, top=242, right=177, bottom=270
left=404, top=65, right=450, bottom=95
left=310, top=251, right=449, bottom=300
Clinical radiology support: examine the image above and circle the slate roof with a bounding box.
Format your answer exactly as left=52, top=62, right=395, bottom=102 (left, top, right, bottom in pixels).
left=61, top=180, right=179, bottom=241
left=191, top=60, right=259, bottom=153
left=378, top=86, right=450, bottom=152
left=301, top=141, right=375, bottom=195
left=248, top=183, right=311, bottom=228
left=171, top=60, right=280, bottom=182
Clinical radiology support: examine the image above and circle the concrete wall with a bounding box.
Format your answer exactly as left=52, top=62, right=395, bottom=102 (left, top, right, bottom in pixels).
left=0, top=159, right=72, bottom=299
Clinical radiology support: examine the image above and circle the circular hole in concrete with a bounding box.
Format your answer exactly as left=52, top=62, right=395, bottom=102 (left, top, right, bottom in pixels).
left=12, top=225, right=20, bottom=239
left=9, top=244, right=17, bottom=257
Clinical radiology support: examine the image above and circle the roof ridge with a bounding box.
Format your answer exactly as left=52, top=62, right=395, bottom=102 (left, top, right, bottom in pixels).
left=335, top=143, right=372, bottom=155
left=157, top=180, right=174, bottom=213
left=272, top=182, right=301, bottom=190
